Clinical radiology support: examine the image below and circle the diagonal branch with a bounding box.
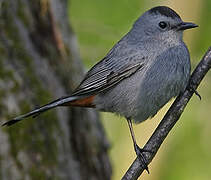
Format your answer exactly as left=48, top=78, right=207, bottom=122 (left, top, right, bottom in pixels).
left=122, top=46, right=211, bottom=180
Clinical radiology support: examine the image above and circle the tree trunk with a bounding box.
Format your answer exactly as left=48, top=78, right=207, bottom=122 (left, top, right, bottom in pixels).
left=0, top=0, right=111, bottom=179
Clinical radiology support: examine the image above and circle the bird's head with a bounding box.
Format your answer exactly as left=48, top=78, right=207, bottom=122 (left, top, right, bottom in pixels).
left=131, top=6, right=198, bottom=43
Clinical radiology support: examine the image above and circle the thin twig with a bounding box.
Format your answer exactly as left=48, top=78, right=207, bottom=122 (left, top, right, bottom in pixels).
left=122, top=46, right=211, bottom=180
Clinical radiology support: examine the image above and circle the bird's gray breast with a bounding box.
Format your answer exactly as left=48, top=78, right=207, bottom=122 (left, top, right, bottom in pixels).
left=133, top=44, right=190, bottom=123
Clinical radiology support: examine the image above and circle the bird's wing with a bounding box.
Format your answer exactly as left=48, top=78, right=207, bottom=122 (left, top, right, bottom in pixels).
left=2, top=43, right=147, bottom=126
left=2, top=59, right=144, bottom=127
left=72, top=49, right=146, bottom=96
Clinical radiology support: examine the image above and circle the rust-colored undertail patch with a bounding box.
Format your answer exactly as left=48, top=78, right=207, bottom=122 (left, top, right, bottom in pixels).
left=61, top=95, right=96, bottom=108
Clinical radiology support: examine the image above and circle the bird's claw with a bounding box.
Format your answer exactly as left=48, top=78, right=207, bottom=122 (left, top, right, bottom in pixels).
left=134, top=144, right=150, bottom=174
left=194, top=90, right=201, bottom=100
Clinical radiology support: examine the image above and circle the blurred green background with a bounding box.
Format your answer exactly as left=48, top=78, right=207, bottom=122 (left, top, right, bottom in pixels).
left=68, top=0, right=211, bottom=179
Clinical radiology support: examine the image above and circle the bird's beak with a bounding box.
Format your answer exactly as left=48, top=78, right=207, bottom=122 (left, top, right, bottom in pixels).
left=177, top=22, right=198, bottom=31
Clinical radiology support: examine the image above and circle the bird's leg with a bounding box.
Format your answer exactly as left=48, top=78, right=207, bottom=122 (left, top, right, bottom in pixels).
left=127, top=118, right=150, bottom=174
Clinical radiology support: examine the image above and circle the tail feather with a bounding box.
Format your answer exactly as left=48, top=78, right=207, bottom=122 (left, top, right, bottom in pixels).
left=2, top=95, right=80, bottom=126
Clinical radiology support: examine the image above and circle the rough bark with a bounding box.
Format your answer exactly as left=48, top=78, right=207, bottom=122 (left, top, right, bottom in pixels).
left=0, top=0, right=111, bottom=179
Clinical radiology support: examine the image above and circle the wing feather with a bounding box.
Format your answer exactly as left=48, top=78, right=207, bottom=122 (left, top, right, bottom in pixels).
left=72, top=59, right=145, bottom=96
left=72, top=42, right=147, bottom=96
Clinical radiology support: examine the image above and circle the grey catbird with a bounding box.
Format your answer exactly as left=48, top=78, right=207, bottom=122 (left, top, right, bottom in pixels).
left=3, top=6, right=198, bottom=172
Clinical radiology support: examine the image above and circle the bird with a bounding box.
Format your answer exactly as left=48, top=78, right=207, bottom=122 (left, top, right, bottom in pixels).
left=2, top=6, right=198, bottom=173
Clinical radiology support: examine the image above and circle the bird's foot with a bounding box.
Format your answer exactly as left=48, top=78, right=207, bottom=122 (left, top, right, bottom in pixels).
left=134, top=144, right=150, bottom=174
left=187, top=86, right=201, bottom=100
left=194, top=90, right=201, bottom=100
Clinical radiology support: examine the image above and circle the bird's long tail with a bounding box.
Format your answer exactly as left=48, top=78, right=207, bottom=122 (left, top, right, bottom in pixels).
left=2, top=95, right=95, bottom=126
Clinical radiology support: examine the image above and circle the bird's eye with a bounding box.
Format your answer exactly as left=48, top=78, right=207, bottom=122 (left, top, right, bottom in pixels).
left=159, top=21, right=167, bottom=29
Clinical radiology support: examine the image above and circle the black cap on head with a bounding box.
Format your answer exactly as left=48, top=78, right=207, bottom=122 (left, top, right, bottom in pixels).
left=149, top=6, right=181, bottom=19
